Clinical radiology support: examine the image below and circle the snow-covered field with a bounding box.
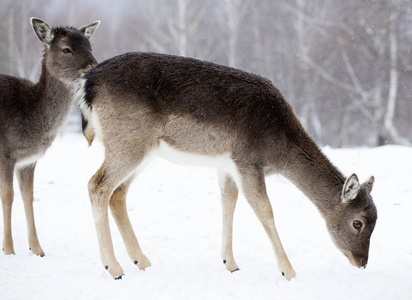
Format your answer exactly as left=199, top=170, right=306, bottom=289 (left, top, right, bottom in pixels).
left=1, top=133, right=411, bottom=300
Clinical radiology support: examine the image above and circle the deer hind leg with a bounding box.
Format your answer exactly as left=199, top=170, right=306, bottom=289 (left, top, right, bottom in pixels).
left=109, top=174, right=151, bottom=271
left=16, top=164, right=44, bottom=256
left=218, top=171, right=239, bottom=272
left=240, top=168, right=296, bottom=281
left=0, top=159, right=15, bottom=255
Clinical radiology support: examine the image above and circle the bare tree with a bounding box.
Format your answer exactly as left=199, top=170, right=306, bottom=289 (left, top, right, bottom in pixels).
left=295, top=0, right=410, bottom=146
left=0, top=0, right=410, bottom=145
left=380, top=9, right=402, bottom=145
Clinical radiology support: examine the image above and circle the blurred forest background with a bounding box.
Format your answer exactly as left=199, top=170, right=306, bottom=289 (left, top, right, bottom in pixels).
left=0, top=0, right=411, bottom=147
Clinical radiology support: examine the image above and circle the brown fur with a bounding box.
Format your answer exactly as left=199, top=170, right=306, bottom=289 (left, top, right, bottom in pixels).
left=77, top=52, right=377, bottom=280
left=0, top=18, right=99, bottom=256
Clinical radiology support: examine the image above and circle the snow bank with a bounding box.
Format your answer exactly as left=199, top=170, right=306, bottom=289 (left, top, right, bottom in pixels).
left=1, top=134, right=411, bottom=299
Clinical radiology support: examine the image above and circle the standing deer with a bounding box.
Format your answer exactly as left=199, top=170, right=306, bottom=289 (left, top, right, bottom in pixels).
left=0, top=18, right=99, bottom=256
left=76, top=52, right=377, bottom=280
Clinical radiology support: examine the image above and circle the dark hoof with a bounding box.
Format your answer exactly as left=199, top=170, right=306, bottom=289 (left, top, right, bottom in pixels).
left=231, top=268, right=240, bottom=273
left=115, top=274, right=124, bottom=280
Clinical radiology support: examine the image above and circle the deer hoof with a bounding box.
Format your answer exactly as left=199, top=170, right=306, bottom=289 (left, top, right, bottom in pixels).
left=3, top=250, right=16, bottom=255
left=222, top=258, right=239, bottom=272
left=105, top=261, right=124, bottom=279
left=30, top=244, right=45, bottom=257
left=115, top=274, right=124, bottom=280
left=281, top=268, right=296, bottom=281
left=3, top=242, right=15, bottom=255
left=134, top=254, right=151, bottom=271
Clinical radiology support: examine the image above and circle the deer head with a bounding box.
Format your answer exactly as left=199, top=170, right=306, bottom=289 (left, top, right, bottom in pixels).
left=30, top=18, right=100, bottom=82
left=326, top=174, right=377, bottom=268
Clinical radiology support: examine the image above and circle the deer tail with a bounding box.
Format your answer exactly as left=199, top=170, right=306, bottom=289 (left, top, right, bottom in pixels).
left=75, top=78, right=95, bottom=146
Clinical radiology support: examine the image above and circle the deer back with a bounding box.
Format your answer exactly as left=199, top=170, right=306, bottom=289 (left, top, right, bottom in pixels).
left=80, top=52, right=303, bottom=170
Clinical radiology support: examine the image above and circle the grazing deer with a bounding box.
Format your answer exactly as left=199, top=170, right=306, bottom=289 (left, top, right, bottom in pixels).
left=0, top=18, right=99, bottom=256
left=76, top=52, right=377, bottom=280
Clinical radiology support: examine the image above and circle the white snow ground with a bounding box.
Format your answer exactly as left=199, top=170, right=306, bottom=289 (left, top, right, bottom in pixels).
left=1, top=133, right=411, bottom=300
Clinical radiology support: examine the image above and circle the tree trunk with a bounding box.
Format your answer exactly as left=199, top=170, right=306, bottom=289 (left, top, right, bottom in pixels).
left=178, top=0, right=187, bottom=56
left=380, top=9, right=402, bottom=145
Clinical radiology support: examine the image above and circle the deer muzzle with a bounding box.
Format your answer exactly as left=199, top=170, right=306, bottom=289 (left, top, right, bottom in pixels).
left=79, top=64, right=94, bottom=76
left=79, top=58, right=98, bottom=76
left=346, top=251, right=368, bottom=269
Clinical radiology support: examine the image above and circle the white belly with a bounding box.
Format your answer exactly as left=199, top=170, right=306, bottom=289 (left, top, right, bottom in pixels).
left=16, top=152, right=43, bottom=168
left=155, top=140, right=241, bottom=183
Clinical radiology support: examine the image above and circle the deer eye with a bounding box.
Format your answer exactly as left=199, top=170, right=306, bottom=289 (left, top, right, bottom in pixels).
left=353, top=220, right=363, bottom=231
left=62, top=47, right=73, bottom=54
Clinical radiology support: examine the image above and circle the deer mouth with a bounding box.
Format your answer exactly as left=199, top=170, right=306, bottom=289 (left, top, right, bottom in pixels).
left=79, top=63, right=96, bottom=76
left=345, top=251, right=367, bottom=269
left=79, top=67, right=92, bottom=76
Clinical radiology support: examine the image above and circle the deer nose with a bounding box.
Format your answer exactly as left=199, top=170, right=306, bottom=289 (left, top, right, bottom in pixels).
left=345, top=251, right=368, bottom=269
left=85, top=62, right=96, bottom=71
left=90, top=59, right=98, bottom=68
left=79, top=61, right=97, bottom=75
left=85, top=64, right=94, bottom=71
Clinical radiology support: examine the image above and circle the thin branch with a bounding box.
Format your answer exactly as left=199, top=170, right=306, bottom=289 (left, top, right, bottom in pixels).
left=341, top=49, right=365, bottom=99
left=301, top=54, right=354, bottom=92
left=302, top=54, right=376, bottom=122
left=282, top=2, right=354, bottom=35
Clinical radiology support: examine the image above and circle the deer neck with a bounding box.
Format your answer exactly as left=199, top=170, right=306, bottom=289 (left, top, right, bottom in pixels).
left=282, top=134, right=345, bottom=216
left=33, top=60, right=74, bottom=132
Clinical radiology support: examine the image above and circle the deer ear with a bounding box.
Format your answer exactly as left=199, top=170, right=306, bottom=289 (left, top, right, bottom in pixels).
left=362, top=176, right=375, bottom=193
left=31, top=18, right=54, bottom=45
left=80, top=21, right=100, bottom=40
left=342, top=174, right=360, bottom=203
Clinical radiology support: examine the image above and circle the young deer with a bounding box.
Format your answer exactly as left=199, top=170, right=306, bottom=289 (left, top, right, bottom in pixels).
left=76, top=52, right=377, bottom=280
left=0, top=18, right=99, bottom=256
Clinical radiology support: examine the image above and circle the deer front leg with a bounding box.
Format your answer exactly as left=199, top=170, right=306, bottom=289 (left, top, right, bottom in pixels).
left=1, top=160, right=15, bottom=255
left=240, top=168, right=296, bottom=281
left=109, top=175, right=151, bottom=271
left=218, top=171, right=239, bottom=272
left=16, top=164, right=44, bottom=256
left=88, top=164, right=124, bottom=279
